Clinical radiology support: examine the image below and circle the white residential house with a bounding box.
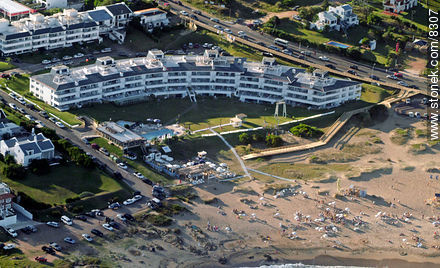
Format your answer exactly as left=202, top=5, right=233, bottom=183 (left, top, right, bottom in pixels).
left=383, top=0, right=417, bottom=13
left=29, top=49, right=362, bottom=111
left=36, top=0, right=84, bottom=10
left=0, top=130, right=55, bottom=166
left=95, top=2, right=133, bottom=43
left=134, top=8, right=169, bottom=33
left=0, top=109, right=22, bottom=138
left=312, top=4, right=359, bottom=32
left=0, top=182, right=33, bottom=227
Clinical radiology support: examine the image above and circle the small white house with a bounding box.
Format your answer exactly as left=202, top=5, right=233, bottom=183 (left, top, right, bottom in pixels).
left=0, top=130, right=55, bottom=167
left=384, top=0, right=418, bottom=13
left=312, top=4, right=358, bottom=31
left=134, top=8, right=169, bottom=33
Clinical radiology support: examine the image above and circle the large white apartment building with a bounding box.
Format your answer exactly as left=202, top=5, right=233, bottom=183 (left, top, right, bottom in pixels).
left=29, top=49, right=362, bottom=111
left=0, top=2, right=132, bottom=55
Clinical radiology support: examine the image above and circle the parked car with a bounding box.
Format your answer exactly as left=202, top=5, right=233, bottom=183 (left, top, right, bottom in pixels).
left=192, top=10, right=202, bottom=15
left=46, top=221, right=60, bottom=228
left=347, top=70, right=357, bottom=75
left=108, top=202, right=121, bottom=210
left=91, top=209, right=104, bottom=216
left=39, top=110, right=49, bottom=118
left=116, top=214, right=127, bottom=221
left=350, top=65, right=359, bottom=70
left=123, top=198, right=135, bottom=205
left=42, top=59, right=51, bottom=65
left=62, top=55, right=72, bottom=60
left=75, top=215, right=87, bottom=221
left=55, top=121, right=65, bottom=128
left=102, top=223, right=114, bottom=231
left=17, top=97, right=26, bottom=105
left=210, top=18, right=219, bottom=23
left=82, top=234, right=93, bottom=242
left=74, top=53, right=84, bottom=58
left=61, top=215, right=73, bottom=225
left=179, top=10, right=188, bottom=16
left=132, top=195, right=142, bottom=202
left=99, top=147, right=109, bottom=156
left=409, top=85, right=419, bottom=89
left=293, top=15, right=301, bottom=20
left=35, top=256, right=47, bottom=263
left=49, top=242, right=62, bottom=251
left=319, top=56, right=329, bottom=61
left=123, top=213, right=135, bottom=221
left=8, top=103, right=17, bottom=110
left=42, top=246, right=55, bottom=254
left=101, top=47, right=112, bottom=53
left=142, top=178, right=153, bottom=185
left=224, top=28, right=232, bottom=34
left=386, top=75, right=398, bottom=80
left=51, top=58, right=60, bottom=63
left=6, top=228, right=18, bottom=237
left=91, top=229, right=104, bottom=237
left=3, top=244, right=15, bottom=250
left=117, top=162, right=127, bottom=169
left=109, top=221, right=120, bottom=230
left=64, top=237, right=75, bottom=244
left=133, top=172, right=144, bottom=179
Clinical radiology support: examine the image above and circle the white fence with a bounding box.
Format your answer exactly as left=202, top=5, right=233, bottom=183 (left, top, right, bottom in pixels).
left=13, top=203, right=33, bottom=220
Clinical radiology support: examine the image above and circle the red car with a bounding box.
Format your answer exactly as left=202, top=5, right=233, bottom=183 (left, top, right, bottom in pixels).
left=394, top=72, right=403, bottom=78
left=35, top=256, right=47, bottom=263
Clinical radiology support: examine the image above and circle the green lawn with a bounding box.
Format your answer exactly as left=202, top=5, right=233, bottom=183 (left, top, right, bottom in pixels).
left=0, top=61, right=15, bottom=72
left=360, top=84, right=395, bottom=103
left=1, top=163, right=128, bottom=205
left=276, top=19, right=390, bottom=65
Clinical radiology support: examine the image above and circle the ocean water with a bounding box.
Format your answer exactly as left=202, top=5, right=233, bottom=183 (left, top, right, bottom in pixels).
left=242, top=264, right=371, bottom=268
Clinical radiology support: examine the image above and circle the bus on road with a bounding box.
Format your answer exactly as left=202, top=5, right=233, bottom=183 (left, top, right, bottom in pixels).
left=274, top=38, right=289, bottom=48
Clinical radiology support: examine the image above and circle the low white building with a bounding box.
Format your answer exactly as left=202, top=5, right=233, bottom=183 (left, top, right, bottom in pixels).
left=0, top=183, right=16, bottom=227
left=0, top=130, right=55, bottom=166
left=312, top=4, right=358, bottom=31
left=30, top=49, right=362, bottom=111
left=134, top=8, right=169, bottom=33
left=383, top=0, right=417, bottom=13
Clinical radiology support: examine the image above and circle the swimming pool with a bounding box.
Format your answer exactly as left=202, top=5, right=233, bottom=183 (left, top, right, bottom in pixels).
left=141, top=129, right=175, bottom=141
left=326, top=41, right=351, bottom=49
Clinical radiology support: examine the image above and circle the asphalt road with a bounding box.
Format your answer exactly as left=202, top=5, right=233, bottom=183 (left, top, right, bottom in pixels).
left=0, top=90, right=153, bottom=199
left=167, top=1, right=428, bottom=91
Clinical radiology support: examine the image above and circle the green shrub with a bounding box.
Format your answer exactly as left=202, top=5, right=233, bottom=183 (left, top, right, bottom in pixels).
left=2, top=163, right=26, bottom=180
left=266, top=134, right=283, bottom=147
left=239, top=133, right=252, bottom=144
left=29, top=159, right=50, bottom=175
left=145, top=214, right=172, bottom=226
left=290, top=123, right=323, bottom=138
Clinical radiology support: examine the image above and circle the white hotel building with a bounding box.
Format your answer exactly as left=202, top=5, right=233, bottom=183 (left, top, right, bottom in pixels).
left=0, top=3, right=132, bottom=55
left=29, top=49, right=362, bottom=111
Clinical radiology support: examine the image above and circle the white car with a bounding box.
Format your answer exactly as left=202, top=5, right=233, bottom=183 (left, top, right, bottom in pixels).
left=55, top=121, right=65, bottom=128
left=102, top=223, right=114, bottom=231
left=179, top=10, right=188, bottom=16
left=133, top=172, right=144, bottom=179
left=64, top=237, right=75, bottom=244
left=62, top=55, right=72, bottom=60
left=35, top=120, right=45, bottom=128
left=25, top=115, right=34, bottom=121
left=3, top=244, right=15, bottom=250
left=397, top=81, right=408, bottom=86
left=116, top=214, right=127, bottom=221
left=6, top=228, right=17, bottom=237
left=293, top=15, right=301, bottom=20
left=132, top=195, right=143, bottom=202
left=8, top=103, right=17, bottom=110
left=319, top=56, right=329, bottom=61
left=42, top=59, right=51, bottom=65
left=210, top=18, right=219, bottom=23
left=224, top=28, right=232, bottom=34
left=46, top=221, right=60, bottom=228
left=74, top=53, right=84, bottom=58
left=101, top=48, right=112, bottom=53
left=117, top=162, right=127, bottom=169
left=123, top=198, right=135, bottom=205
left=237, top=31, right=246, bottom=37
left=213, top=25, right=223, bottom=30
left=82, top=234, right=93, bottom=242
left=17, top=97, right=26, bottom=104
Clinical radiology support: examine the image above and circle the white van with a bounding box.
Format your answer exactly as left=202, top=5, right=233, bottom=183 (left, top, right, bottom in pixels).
left=61, top=215, right=73, bottom=225
left=408, top=112, right=414, bottom=118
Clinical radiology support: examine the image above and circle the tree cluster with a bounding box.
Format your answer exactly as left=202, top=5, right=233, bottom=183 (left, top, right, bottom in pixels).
left=290, top=123, right=323, bottom=138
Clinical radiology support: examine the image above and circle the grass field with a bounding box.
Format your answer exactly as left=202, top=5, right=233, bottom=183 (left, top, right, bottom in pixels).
left=256, top=162, right=354, bottom=181
left=276, top=19, right=390, bottom=65
left=0, top=163, right=129, bottom=205
left=0, top=61, right=15, bottom=72
left=360, top=84, right=395, bottom=103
